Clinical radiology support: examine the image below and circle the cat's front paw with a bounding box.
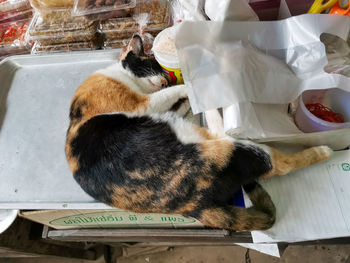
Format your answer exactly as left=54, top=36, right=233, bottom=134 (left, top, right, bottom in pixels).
left=173, top=84, right=188, bottom=99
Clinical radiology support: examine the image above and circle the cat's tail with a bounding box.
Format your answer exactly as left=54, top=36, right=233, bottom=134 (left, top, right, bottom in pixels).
left=193, top=182, right=276, bottom=231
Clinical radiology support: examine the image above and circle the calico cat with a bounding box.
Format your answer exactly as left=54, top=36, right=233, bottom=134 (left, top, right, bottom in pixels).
left=65, top=35, right=333, bottom=231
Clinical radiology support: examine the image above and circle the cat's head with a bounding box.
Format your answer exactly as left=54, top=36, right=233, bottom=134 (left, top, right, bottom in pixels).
left=119, top=35, right=168, bottom=93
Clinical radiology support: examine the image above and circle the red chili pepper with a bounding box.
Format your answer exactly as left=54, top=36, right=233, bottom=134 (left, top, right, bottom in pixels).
left=306, top=103, right=345, bottom=123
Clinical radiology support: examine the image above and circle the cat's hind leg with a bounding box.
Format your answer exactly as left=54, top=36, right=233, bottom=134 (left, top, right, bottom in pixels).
left=261, top=145, right=333, bottom=179
left=187, top=182, right=275, bottom=231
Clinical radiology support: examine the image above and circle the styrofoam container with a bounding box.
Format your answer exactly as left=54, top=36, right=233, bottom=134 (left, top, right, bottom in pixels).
left=295, top=88, right=350, bottom=133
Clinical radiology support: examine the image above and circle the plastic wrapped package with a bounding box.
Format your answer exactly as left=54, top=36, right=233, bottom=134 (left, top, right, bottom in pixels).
left=72, top=0, right=135, bottom=16
left=31, top=40, right=97, bottom=53
left=83, top=8, right=132, bottom=20
left=28, top=9, right=98, bottom=45
left=137, top=0, right=170, bottom=26
left=0, top=8, right=32, bottom=23
left=103, top=24, right=161, bottom=41
left=0, top=0, right=31, bottom=12
left=103, top=32, right=155, bottom=52
left=0, top=18, right=31, bottom=56
left=100, top=0, right=170, bottom=31
left=103, top=38, right=127, bottom=48
left=29, top=0, right=73, bottom=9
left=31, top=27, right=97, bottom=45
left=100, top=0, right=169, bottom=45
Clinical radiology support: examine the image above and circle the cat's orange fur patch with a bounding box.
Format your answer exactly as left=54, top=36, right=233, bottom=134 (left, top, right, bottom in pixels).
left=112, top=185, right=159, bottom=213
left=73, top=73, right=150, bottom=123
left=199, top=208, right=231, bottom=229
left=196, top=176, right=212, bottom=191
left=198, top=140, right=234, bottom=169
left=262, top=146, right=331, bottom=179
left=199, top=206, right=274, bottom=231
left=194, top=126, right=218, bottom=140
left=175, top=200, right=199, bottom=214
left=154, top=165, right=192, bottom=208
left=65, top=142, right=79, bottom=173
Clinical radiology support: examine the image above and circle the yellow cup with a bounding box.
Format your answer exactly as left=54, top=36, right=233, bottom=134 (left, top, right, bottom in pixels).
left=158, top=63, right=184, bottom=85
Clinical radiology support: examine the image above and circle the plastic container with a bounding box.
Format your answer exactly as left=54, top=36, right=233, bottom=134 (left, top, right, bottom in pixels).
left=0, top=0, right=30, bottom=12
left=30, top=28, right=97, bottom=45
left=102, top=26, right=161, bottom=42
left=99, top=0, right=170, bottom=29
left=72, top=0, right=135, bottom=16
left=152, top=27, right=183, bottom=85
left=103, top=38, right=127, bottom=48
left=28, top=9, right=98, bottom=45
left=83, top=8, right=132, bottom=20
left=29, top=0, right=73, bottom=9
left=136, top=0, right=170, bottom=26
left=295, top=88, right=350, bottom=133
left=29, top=9, right=96, bottom=35
left=32, top=40, right=97, bottom=53
left=0, top=8, right=32, bottom=23
left=0, top=18, right=31, bottom=56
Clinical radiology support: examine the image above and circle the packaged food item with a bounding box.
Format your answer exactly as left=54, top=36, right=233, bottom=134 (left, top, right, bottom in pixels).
left=0, top=18, right=31, bottom=56
left=32, top=40, right=97, bottom=53
left=152, top=26, right=183, bottom=85
left=72, top=0, right=135, bottom=16
left=136, top=0, right=170, bottom=26
left=99, top=0, right=170, bottom=31
left=32, top=27, right=97, bottom=45
left=28, top=9, right=98, bottom=45
left=0, top=0, right=31, bottom=13
left=29, top=9, right=95, bottom=35
left=103, top=26, right=161, bottom=41
left=29, top=0, right=73, bottom=9
left=103, top=38, right=127, bottom=48
left=0, top=8, right=32, bottom=23
left=84, top=8, right=132, bottom=20
left=103, top=14, right=159, bottom=51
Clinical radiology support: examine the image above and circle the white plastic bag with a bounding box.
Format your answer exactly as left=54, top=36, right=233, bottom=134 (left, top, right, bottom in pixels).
left=175, top=14, right=350, bottom=112
left=205, top=0, right=258, bottom=21
left=175, top=14, right=350, bottom=147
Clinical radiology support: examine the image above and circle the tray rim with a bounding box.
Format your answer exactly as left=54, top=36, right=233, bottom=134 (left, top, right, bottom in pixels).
left=0, top=49, right=121, bottom=68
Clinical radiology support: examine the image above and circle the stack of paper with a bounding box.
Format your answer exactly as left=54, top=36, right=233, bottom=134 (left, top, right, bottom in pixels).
left=245, top=150, right=350, bottom=243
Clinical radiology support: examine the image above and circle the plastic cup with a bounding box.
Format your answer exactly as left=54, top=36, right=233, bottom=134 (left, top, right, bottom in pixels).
left=153, top=27, right=184, bottom=85
left=294, top=88, right=350, bottom=133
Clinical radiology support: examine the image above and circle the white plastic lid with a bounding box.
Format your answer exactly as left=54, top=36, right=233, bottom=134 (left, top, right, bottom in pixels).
left=152, top=26, right=179, bottom=69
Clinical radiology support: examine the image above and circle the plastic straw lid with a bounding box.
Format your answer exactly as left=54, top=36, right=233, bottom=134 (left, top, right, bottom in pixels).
left=152, top=27, right=180, bottom=69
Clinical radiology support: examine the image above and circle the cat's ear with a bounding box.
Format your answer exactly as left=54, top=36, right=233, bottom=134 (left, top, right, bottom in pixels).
left=119, top=35, right=145, bottom=62
left=128, top=35, right=145, bottom=56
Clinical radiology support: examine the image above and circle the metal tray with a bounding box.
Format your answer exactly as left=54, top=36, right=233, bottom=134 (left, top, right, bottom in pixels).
left=0, top=50, right=122, bottom=209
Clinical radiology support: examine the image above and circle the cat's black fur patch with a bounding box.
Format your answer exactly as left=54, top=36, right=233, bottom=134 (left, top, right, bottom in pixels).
left=122, top=52, right=164, bottom=78
left=242, top=182, right=258, bottom=193
left=170, top=98, right=188, bottom=112
left=196, top=142, right=272, bottom=207
left=70, top=113, right=204, bottom=206
left=71, top=113, right=273, bottom=210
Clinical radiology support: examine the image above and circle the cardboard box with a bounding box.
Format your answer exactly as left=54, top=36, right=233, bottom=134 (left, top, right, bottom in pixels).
left=19, top=210, right=204, bottom=230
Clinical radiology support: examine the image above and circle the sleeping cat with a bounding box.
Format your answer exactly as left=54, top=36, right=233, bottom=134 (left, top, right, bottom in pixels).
left=65, top=35, right=333, bottom=231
